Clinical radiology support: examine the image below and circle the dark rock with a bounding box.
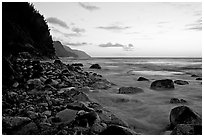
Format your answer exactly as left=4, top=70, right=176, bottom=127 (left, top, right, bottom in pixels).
left=7, top=91, right=19, bottom=103
left=3, top=116, right=31, bottom=130
left=150, top=79, right=174, bottom=90
left=26, top=111, right=39, bottom=119
left=27, top=78, right=43, bottom=89
left=137, top=76, right=149, bottom=81
left=99, top=125, right=138, bottom=135
left=54, top=59, right=62, bottom=64
left=170, top=98, right=187, bottom=104
left=196, top=77, right=202, bottom=80
left=71, top=63, right=83, bottom=67
left=118, top=87, right=143, bottom=94
left=14, top=122, right=39, bottom=135
left=90, top=122, right=107, bottom=133
left=98, top=110, right=128, bottom=127
left=174, top=80, right=189, bottom=85
left=191, top=74, right=199, bottom=77
left=171, top=124, right=202, bottom=135
left=91, top=79, right=113, bottom=89
left=67, top=101, right=94, bottom=112
left=90, top=64, right=101, bottom=69
left=76, top=111, right=100, bottom=127
left=170, top=106, right=202, bottom=127
left=56, top=109, right=77, bottom=123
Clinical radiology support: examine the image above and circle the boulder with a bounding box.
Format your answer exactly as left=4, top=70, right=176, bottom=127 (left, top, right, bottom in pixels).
left=27, top=78, right=43, bottom=89
left=90, top=64, right=101, bottom=69
left=56, top=109, right=77, bottom=123
left=99, top=125, right=138, bottom=135
left=171, top=124, right=202, bottom=135
left=14, top=122, right=39, bottom=135
left=191, top=74, right=199, bottom=77
left=76, top=111, right=100, bottom=127
left=137, top=76, right=149, bottom=81
left=54, top=59, right=62, bottom=64
left=170, top=106, right=202, bottom=127
left=174, top=80, right=189, bottom=85
left=170, top=98, right=187, bottom=104
left=118, top=87, right=143, bottom=94
left=150, top=79, right=174, bottom=90
left=3, top=116, right=31, bottom=130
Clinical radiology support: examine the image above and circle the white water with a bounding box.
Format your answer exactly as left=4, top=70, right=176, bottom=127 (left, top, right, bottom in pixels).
left=61, top=57, right=202, bottom=135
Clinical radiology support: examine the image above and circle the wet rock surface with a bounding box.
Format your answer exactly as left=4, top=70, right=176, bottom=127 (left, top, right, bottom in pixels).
left=2, top=59, right=135, bottom=135
left=150, top=79, right=175, bottom=90
left=174, top=80, right=189, bottom=85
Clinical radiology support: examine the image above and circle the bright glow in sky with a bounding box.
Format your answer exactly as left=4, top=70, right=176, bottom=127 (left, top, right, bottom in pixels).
left=33, top=2, right=202, bottom=57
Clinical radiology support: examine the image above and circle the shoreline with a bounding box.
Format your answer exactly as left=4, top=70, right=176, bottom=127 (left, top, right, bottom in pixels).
left=2, top=58, right=202, bottom=135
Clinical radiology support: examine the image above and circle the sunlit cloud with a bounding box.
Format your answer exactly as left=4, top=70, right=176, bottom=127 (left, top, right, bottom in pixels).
left=46, top=17, right=69, bottom=29
left=79, top=2, right=100, bottom=11
left=99, top=42, right=134, bottom=51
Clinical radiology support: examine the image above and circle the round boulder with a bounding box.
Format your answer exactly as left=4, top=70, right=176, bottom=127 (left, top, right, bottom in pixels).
left=90, top=64, right=101, bottom=69
left=150, top=79, right=174, bottom=90
left=170, top=106, right=202, bottom=127
left=118, top=87, right=144, bottom=94
left=174, top=80, right=189, bottom=85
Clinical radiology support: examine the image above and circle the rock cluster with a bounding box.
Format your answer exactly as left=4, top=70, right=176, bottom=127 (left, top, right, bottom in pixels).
left=2, top=59, right=134, bottom=135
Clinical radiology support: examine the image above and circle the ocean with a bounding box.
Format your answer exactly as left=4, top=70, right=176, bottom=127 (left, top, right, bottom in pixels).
left=60, top=57, right=202, bottom=134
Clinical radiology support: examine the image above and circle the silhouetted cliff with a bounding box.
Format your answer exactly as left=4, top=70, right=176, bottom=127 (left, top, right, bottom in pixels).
left=2, top=2, right=56, bottom=86
left=2, top=2, right=55, bottom=59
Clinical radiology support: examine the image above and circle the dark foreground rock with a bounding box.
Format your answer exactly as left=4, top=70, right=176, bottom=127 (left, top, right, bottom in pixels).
left=118, top=87, right=144, bottom=94
left=174, top=80, right=189, bottom=85
left=137, top=76, right=149, bottom=81
left=2, top=59, right=136, bottom=135
left=169, top=106, right=202, bottom=135
left=150, top=79, right=174, bottom=90
left=90, top=64, right=101, bottom=69
left=171, top=124, right=202, bottom=135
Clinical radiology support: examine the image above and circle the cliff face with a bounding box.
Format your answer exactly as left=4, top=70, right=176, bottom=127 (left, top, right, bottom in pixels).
left=53, top=41, right=91, bottom=59
left=53, top=41, right=78, bottom=58
left=2, top=2, right=56, bottom=86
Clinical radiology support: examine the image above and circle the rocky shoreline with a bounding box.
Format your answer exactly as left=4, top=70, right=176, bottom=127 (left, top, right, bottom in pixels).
left=2, top=59, right=202, bottom=135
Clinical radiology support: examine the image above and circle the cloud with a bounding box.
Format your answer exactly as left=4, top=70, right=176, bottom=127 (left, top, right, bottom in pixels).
left=64, top=42, right=88, bottom=46
left=98, top=42, right=134, bottom=51
left=72, top=27, right=85, bottom=33
left=51, top=27, right=83, bottom=37
left=97, top=25, right=131, bottom=31
left=79, top=2, right=99, bottom=11
left=185, top=18, right=202, bottom=31
left=46, top=17, right=69, bottom=29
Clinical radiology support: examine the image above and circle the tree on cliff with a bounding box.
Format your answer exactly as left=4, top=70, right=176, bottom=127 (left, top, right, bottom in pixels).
left=2, top=2, right=55, bottom=58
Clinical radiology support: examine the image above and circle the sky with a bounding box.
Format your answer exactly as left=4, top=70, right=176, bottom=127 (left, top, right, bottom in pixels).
left=33, top=2, right=202, bottom=57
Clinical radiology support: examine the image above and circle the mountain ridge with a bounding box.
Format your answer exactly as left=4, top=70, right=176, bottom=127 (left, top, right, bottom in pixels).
left=53, top=41, right=91, bottom=58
